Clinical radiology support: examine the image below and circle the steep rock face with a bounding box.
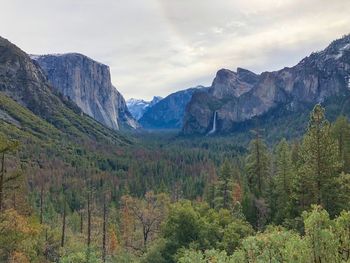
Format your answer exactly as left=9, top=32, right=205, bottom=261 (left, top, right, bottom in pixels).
left=127, top=96, right=162, bottom=120
left=31, top=53, right=138, bottom=130
left=183, top=34, right=350, bottom=135
left=211, top=67, right=258, bottom=98
left=0, top=36, right=127, bottom=143
left=140, top=86, right=208, bottom=130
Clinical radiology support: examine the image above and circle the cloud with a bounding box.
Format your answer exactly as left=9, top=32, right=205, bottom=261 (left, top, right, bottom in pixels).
left=0, top=0, right=349, bottom=100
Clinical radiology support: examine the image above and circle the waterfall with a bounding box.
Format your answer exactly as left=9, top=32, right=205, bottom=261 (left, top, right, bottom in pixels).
left=208, top=111, right=217, bottom=135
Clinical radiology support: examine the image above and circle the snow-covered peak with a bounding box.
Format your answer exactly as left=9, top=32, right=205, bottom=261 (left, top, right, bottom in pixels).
left=127, top=96, right=163, bottom=120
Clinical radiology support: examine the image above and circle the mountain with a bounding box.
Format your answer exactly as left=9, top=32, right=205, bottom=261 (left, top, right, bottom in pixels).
left=31, top=53, right=138, bottom=130
left=127, top=96, right=162, bottom=120
left=0, top=35, right=130, bottom=145
left=139, top=86, right=208, bottom=130
left=183, top=34, right=350, bottom=136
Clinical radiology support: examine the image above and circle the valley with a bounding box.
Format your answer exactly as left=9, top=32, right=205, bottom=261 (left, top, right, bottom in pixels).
left=1, top=32, right=350, bottom=263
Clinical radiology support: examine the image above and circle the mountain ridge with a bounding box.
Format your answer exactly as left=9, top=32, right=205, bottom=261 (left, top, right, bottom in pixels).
left=183, top=34, right=350, bottom=135
left=139, top=86, right=208, bottom=130
left=127, top=96, right=163, bottom=120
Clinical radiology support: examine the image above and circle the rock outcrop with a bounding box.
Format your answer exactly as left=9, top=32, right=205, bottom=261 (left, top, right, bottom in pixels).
left=183, top=34, right=350, bottom=135
left=31, top=53, right=138, bottom=130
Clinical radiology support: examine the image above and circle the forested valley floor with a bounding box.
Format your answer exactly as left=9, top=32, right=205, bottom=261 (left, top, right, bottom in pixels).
left=2, top=104, right=350, bottom=262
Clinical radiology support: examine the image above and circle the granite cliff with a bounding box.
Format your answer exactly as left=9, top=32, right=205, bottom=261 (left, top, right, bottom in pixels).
left=31, top=53, right=138, bottom=130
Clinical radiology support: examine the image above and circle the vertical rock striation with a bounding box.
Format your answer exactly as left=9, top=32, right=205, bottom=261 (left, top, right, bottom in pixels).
left=31, top=53, right=138, bottom=130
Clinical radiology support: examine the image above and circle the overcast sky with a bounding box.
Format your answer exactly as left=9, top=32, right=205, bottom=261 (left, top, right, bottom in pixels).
left=1, top=0, right=350, bottom=100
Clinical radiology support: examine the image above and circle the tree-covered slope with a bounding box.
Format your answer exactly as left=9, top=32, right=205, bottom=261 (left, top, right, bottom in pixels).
left=0, top=36, right=130, bottom=145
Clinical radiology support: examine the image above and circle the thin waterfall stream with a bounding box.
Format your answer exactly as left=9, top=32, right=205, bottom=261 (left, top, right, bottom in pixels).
left=207, top=111, right=217, bottom=135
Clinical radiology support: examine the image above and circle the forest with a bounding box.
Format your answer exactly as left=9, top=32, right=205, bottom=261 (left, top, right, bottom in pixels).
left=2, top=104, right=350, bottom=263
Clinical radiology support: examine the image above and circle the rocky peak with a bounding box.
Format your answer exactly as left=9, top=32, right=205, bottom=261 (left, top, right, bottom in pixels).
left=236, top=67, right=259, bottom=84
left=127, top=96, right=163, bottom=120
left=211, top=68, right=257, bottom=99
left=31, top=53, right=138, bottom=130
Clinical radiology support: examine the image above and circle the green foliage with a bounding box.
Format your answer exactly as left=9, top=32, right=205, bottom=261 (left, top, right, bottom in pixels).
left=0, top=209, right=43, bottom=262
left=60, top=248, right=102, bottom=263
left=179, top=206, right=350, bottom=263
left=214, top=160, right=234, bottom=210
left=177, top=249, right=232, bottom=263
left=297, top=104, right=341, bottom=215
left=337, top=172, right=350, bottom=211
left=158, top=201, right=253, bottom=262
left=332, top=116, right=350, bottom=173
left=3, top=101, right=350, bottom=262
left=273, top=138, right=294, bottom=223
left=303, top=205, right=339, bottom=263
left=246, top=134, right=270, bottom=197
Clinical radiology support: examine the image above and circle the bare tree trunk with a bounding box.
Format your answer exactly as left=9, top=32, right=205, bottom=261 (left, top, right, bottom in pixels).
left=12, top=192, right=16, bottom=210
left=61, top=198, right=66, bottom=247
left=102, top=194, right=107, bottom=262
left=40, top=184, right=44, bottom=224
left=87, top=192, right=91, bottom=247
left=80, top=211, right=83, bottom=234
left=0, top=152, right=5, bottom=212
left=223, top=180, right=228, bottom=209
left=316, top=125, right=322, bottom=205
left=256, top=135, right=262, bottom=195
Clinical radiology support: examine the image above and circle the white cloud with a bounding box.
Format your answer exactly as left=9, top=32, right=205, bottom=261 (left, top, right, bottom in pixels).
left=0, top=0, right=349, bottom=100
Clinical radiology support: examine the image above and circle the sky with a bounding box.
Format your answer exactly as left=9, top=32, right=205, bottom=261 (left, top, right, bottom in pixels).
left=1, top=0, right=350, bottom=100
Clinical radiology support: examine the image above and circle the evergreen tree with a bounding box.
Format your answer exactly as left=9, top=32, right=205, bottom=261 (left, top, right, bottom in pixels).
left=245, top=133, right=270, bottom=228
left=297, top=104, right=340, bottom=215
left=332, top=116, right=350, bottom=173
left=246, top=133, right=270, bottom=197
left=214, top=160, right=233, bottom=210
left=273, top=139, right=294, bottom=223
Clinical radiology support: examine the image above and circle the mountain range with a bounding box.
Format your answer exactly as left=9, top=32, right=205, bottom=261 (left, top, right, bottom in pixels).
left=127, top=96, right=162, bottom=120
left=183, top=34, right=350, bottom=136
left=2, top=34, right=350, bottom=140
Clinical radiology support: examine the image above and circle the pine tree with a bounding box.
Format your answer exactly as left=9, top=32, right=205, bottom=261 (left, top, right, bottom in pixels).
left=214, top=160, right=233, bottom=210
left=273, top=139, right=294, bottom=222
left=246, top=133, right=270, bottom=197
left=298, top=104, right=340, bottom=215
left=332, top=116, right=350, bottom=173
